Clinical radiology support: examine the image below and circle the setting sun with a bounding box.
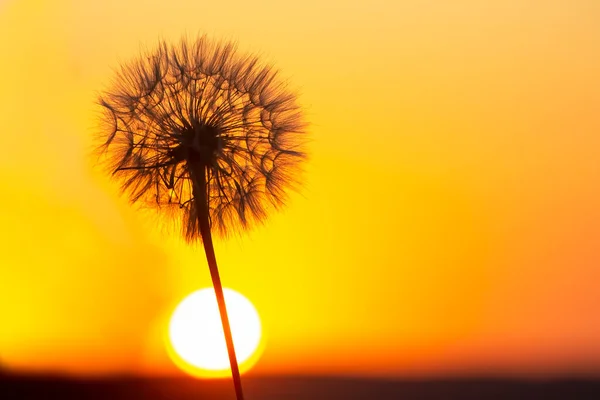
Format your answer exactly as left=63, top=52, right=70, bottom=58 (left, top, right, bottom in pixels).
left=167, top=288, right=262, bottom=378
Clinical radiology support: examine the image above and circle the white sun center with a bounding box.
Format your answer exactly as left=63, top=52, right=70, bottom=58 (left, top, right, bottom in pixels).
left=167, top=288, right=262, bottom=376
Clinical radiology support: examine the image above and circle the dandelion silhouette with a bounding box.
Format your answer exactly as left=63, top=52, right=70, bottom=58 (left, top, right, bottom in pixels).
left=95, top=35, right=307, bottom=400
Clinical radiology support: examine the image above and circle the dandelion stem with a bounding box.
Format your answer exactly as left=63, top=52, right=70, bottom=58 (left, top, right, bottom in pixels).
left=193, top=164, right=245, bottom=400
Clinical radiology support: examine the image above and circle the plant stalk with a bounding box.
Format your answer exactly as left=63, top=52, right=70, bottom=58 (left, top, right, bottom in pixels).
left=193, top=166, right=245, bottom=400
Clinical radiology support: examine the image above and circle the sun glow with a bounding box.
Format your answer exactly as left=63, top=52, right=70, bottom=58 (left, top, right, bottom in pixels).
left=167, top=288, right=263, bottom=378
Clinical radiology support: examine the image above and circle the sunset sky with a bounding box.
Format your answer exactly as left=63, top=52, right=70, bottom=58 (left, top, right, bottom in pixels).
left=1, top=0, right=599, bottom=378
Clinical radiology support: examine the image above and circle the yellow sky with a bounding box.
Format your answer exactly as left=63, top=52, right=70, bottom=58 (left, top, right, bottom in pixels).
left=1, top=0, right=599, bottom=377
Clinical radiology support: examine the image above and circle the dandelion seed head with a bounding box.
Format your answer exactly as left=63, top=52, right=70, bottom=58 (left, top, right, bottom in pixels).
left=95, top=35, right=307, bottom=241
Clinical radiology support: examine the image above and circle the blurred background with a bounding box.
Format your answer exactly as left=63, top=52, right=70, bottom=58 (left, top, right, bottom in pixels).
left=0, top=0, right=599, bottom=382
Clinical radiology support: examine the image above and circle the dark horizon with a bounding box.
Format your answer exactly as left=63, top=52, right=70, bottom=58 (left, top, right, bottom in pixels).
left=2, top=372, right=600, bottom=400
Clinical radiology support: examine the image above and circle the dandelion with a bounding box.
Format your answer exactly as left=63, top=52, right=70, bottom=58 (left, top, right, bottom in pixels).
left=95, top=35, right=307, bottom=400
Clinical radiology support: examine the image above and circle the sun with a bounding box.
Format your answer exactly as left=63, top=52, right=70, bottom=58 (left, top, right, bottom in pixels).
left=166, top=288, right=263, bottom=378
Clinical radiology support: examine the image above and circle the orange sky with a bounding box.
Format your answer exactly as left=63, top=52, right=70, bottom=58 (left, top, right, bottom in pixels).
left=1, top=0, right=599, bottom=378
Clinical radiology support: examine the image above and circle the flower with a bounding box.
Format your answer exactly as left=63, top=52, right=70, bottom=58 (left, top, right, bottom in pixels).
left=96, top=36, right=307, bottom=241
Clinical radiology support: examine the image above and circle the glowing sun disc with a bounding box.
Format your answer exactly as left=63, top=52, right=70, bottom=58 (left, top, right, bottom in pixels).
left=167, top=288, right=262, bottom=377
